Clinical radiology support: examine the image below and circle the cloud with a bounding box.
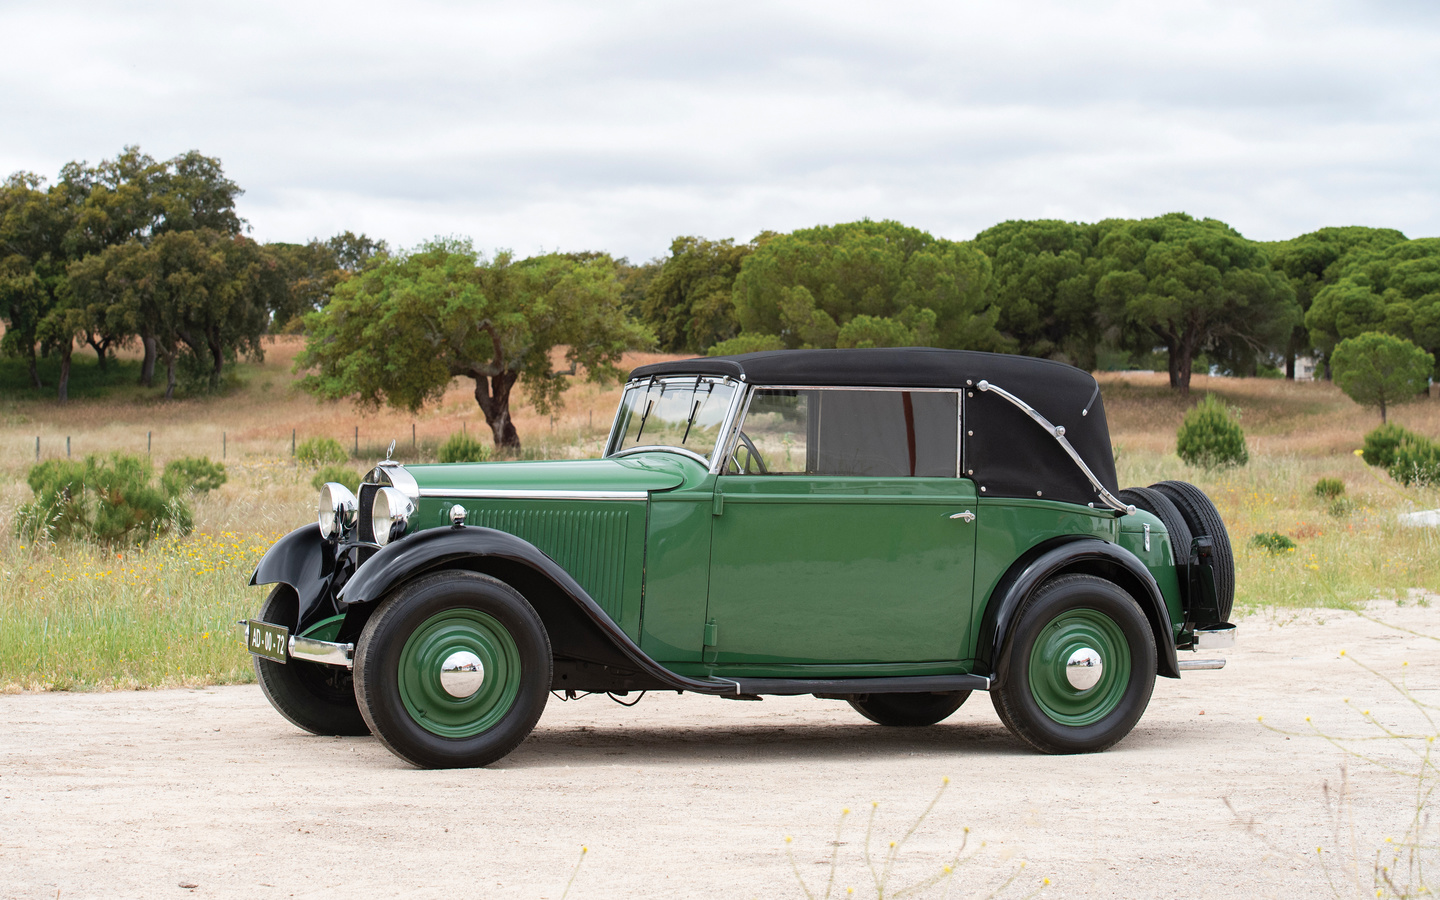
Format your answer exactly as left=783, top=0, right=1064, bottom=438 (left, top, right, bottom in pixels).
left=2, top=0, right=1438, bottom=259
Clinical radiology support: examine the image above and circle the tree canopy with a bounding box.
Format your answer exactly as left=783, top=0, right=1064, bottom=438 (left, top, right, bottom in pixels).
left=1330, top=331, right=1434, bottom=422
left=1093, top=213, right=1298, bottom=393
left=296, top=240, right=652, bottom=449
left=640, top=235, right=761, bottom=354
left=1265, top=226, right=1408, bottom=377
left=724, top=219, right=1003, bottom=354
left=1306, top=238, right=1440, bottom=376
left=972, top=219, right=1103, bottom=368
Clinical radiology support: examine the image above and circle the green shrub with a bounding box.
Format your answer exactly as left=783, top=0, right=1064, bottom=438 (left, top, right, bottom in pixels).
left=707, top=333, right=786, bottom=356
left=438, top=431, right=491, bottom=464
left=15, top=453, right=192, bottom=547
left=296, top=436, right=348, bottom=466
left=1313, top=477, right=1345, bottom=500
left=1327, top=497, right=1354, bottom=518
left=1389, top=437, right=1440, bottom=487
left=310, top=464, right=364, bottom=491
left=161, top=456, right=227, bottom=497
left=1251, top=532, right=1296, bottom=554
left=1360, top=423, right=1440, bottom=486
left=1361, top=422, right=1416, bottom=468
left=1176, top=394, right=1248, bottom=470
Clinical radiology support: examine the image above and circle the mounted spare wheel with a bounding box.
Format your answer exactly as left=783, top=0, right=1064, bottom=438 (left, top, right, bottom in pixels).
left=1117, top=487, right=1193, bottom=567
left=1151, top=480, right=1234, bottom=623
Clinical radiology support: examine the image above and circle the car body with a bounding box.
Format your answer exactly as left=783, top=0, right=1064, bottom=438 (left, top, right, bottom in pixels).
left=245, top=348, right=1236, bottom=768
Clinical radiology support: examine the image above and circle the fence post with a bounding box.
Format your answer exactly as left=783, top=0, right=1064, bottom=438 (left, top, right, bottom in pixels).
left=66, top=436, right=70, bottom=458
left=412, top=423, right=416, bottom=450
left=223, top=432, right=227, bottom=459
left=354, top=426, right=358, bottom=456
left=35, top=436, right=39, bottom=461
left=292, top=429, right=296, bottom=456
left=147, top=431, right=152, bottom=455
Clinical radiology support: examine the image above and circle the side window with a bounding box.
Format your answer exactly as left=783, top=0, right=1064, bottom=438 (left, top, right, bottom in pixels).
left=735, top=389, right=958, bottom=477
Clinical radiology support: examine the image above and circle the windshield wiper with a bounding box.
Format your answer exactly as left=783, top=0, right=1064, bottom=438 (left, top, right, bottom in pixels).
left=633, top=399, right=656, bottom=445
left=679, top=378, right=710, bottom=444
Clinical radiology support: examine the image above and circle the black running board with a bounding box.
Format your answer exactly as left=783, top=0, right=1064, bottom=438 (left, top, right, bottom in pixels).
left=698, top=674, right=991, bottom=697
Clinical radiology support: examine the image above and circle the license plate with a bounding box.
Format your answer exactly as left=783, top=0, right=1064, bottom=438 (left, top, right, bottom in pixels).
left=245, top=620, right=290, bottom=663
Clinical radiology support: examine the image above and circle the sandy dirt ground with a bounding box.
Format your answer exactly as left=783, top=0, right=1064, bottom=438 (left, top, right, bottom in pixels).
left=2, top=604, right=1437, bottom=900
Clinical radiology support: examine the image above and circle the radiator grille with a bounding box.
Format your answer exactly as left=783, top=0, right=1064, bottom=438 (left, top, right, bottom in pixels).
left=468, top=507, right=631, bottom=620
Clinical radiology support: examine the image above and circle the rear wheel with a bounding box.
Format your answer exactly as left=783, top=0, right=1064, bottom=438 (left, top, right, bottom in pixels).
left=848, top=691, right=970, bottom=726
left=253, top=586, right=369, bottom=737
left=1151, top=480, right=1234, bottom=622
left=991, top=574, right=1156, bottom=754
left=354, top=571, right=550, bottom=769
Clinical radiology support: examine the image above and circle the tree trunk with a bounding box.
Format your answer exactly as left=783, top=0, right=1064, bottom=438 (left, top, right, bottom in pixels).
left=140, top=335, right=157, bottom=387
left=472, top=370, right=522, bottom=452
left=87, top=335, right=108, bottom=371
left=26, top=344, right=41, bottom=388
left=1170, top=333, right=1196, bottom=396
left=1380, top=398, right=1387, bottom=424
left=165, top=357, right=177, bottom=399
left=209, top=334, right=224, bottom=389
left=57, top=340, right=72, bottom=404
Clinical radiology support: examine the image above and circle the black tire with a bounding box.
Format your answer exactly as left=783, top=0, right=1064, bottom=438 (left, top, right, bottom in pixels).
left=1118, top=487, right=1193, bottom=566
left=990, top=574, right=1156, bottom=754
left=253, top=586, right=370, bottom=737
left=1151, top=480, right=1234, bottom=623
left=848, top=691, right=970, bottom=726
left=353, top=571, right=551, bottom=769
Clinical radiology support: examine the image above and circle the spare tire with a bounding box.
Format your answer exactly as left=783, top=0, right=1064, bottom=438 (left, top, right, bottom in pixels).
left=1151, top=481, right=1234, bottom=623
left=1118, top=487, right=1193, bottom=568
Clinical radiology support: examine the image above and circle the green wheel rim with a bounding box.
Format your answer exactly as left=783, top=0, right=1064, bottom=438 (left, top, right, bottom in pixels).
left=398, top=609, right=522, bottom=738
left=1028, top=607, right=1131, bottom=727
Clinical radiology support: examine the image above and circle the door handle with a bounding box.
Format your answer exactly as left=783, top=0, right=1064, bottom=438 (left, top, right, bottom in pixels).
left=949, top=510, right=976, bottom=523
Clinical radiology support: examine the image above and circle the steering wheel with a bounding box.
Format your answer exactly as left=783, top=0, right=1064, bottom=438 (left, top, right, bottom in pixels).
left=734, top=431, right=769, bottom=475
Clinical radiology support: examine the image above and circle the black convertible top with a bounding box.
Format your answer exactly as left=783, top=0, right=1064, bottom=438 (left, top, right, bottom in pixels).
left=629, top=348, right=1118, bottom=507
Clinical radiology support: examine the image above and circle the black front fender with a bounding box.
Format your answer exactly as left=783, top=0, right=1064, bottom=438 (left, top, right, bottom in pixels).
left=249, top=524, right=337, bottom=631
left=977, top=537, right=1180, bottom=685
left=338, top=526, right=733, bottom=695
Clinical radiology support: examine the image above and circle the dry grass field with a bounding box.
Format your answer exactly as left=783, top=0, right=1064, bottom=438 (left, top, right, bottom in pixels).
left=1, top=339, right=1437, bottom=692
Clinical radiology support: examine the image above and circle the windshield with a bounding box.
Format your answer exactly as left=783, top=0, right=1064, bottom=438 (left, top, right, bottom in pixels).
left=607, top=376, right=740, bottom=465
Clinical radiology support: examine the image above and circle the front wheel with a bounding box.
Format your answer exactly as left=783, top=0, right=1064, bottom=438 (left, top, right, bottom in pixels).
left=848, top=691, right=970, bottom=726
left=990, top=574, right=1156, bottom=754
left=353, top=571, right=551, bottom=769
left=253, top=586, right=369, bottom=736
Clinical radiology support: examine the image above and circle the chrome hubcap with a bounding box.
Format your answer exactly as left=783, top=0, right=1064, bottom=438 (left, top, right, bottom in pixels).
left=439, top=650, right=485, bottom=699
left=1065, top=647, right=1103, bottom=691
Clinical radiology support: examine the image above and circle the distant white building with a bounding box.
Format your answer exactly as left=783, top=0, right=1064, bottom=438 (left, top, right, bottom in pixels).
left=1294, top=356, right=1317, bottom=381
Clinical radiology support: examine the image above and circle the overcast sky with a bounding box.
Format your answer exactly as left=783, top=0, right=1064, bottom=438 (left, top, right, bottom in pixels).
left=3, top=0, right=1437, bottom=260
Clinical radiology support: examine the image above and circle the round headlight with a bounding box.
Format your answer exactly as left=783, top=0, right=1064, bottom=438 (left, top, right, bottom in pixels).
left=318, top=483, right=358, bottom=541
left=372, top=486, right=415, bottom=546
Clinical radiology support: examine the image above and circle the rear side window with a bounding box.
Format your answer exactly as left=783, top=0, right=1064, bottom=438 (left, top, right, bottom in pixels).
left=737, top=389, right=958, bottom=477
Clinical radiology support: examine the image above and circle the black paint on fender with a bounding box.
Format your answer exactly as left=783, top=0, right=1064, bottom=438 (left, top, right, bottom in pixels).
left=976, top=536, right=1180, bottom=685
left=248, top=524, right=336, bottom=633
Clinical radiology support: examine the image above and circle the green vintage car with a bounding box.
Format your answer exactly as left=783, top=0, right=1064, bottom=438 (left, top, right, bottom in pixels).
left=245, top=348, right=1235, bottom=768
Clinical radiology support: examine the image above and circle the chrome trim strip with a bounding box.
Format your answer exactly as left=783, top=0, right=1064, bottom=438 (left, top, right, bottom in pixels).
left=975, top=379, right=1134, bottom=515
left=288, top=635, right=355, bottom=669
left=418, top=488, right=649, bottom=501
left=709, top=379, right=749, bottom=475
left=1177, top=659, right=1226, bottom=671
left=610, top=445, right=712, bottom=468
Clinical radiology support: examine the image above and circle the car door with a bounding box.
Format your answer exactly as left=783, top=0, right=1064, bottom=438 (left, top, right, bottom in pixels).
left=703, top=387, right=977, bottom=666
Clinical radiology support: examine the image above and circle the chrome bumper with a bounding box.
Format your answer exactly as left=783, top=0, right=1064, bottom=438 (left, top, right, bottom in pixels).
left=1178, top=623, right=1236, bottom=671
left=236, top=621, right=354, bottom=669
left=289, top=635, right=355, bottom=669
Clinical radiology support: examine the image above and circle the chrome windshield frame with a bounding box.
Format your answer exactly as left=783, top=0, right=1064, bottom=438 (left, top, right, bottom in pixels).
left=603, top=375, right=747, bottom=475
